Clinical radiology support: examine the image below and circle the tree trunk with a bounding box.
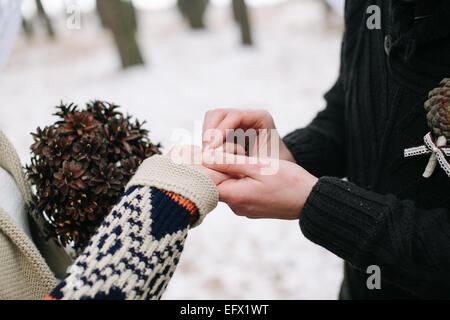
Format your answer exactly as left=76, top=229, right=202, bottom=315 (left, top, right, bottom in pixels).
left=35, top=0, right=55, bottom=38
left=97, top=0, right=144, bottom=68
left=232, top=0, right=240, bottom=22
left=22, top=16, right=34, bottom=39
left=177, top=0, right=209, bottom=29
left=232, top=0, right=252, bottom=45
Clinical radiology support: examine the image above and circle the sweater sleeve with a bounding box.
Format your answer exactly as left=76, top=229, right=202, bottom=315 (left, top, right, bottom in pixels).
left=45, top=155, right=218, bottom=300
left=300, top=176, right=450, bottom=298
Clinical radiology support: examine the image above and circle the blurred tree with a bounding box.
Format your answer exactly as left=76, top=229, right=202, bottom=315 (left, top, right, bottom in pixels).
left=177, top=0, right=209, bottom=29
left=35, top=0, right=55, bottom=38
left=321, top=0, right=333, bottom=20
left=319, top=0, right=342, bottom=30
left=97, top=0, right=144, bottom=68
left=21, top=15, right=34, bottom=39
left=232, top=0, right=239, bottom=23
left=232, top=0, right=252, bottom=45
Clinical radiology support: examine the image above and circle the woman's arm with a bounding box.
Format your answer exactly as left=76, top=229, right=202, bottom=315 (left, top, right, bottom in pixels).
left=45, top=155, right=218, bottom=300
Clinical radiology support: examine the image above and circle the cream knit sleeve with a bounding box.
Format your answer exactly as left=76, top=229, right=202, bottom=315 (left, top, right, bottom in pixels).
left=46, top=155, right=218, bottom=300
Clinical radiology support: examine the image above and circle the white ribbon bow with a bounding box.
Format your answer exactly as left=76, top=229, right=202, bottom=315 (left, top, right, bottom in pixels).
left=404, top=132, right=450, bottom=178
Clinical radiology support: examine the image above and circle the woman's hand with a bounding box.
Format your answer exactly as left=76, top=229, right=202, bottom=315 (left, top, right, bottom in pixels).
left=202, top=108, right=296, bottom=162
left=167, top=145, right=231, bottom=185
left=202, top=149, right=318, bottom=220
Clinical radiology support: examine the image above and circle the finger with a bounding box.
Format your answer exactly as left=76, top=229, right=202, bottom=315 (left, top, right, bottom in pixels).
left=220, top=142, right=247, bottom=156
left=211, top=111, right=268, bottom=149
left=203, top=114, right=242, bottom=150
left=203, top=150, right=261, bottom=178
left=217, top=178, right=241, bottom=203
left=228, top=207, right=265, bottom=219
left=227, top=205, right=264, bottom=219
left=203, top=109, right=272, bottom=149
left=209, top=113, right=245, bottom=149
left=202, top=110, right=227, bottom=148
left=200, top=167, right=233, bottom=186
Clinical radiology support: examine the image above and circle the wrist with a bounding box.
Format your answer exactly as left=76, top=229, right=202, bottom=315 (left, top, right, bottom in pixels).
left=127, top=155, right=219, bottom=227
left=296, top=168, right=318, bottom=218
left=279, top=140, right=296, bottom=163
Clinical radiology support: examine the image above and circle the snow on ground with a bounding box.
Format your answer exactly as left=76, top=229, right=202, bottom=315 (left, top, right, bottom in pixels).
left=0, top=0, right=344, bottom=299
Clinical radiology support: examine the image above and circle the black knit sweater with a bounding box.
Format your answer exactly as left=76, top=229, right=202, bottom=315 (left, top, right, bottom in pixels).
left=283, top=0, right=450, bottom=299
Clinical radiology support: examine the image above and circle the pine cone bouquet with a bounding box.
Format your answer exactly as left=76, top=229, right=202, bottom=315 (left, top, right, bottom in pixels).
left=26, top=101, right=161, bottom=248
left=424, top=78, right=450, bottom=143
left=420, top=78, right=450, bottom=178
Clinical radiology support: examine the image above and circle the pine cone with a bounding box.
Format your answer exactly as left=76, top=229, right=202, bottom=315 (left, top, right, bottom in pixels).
left=26, top=101, right=162, bottom=248
left=424, top=78, right=450, bottom=143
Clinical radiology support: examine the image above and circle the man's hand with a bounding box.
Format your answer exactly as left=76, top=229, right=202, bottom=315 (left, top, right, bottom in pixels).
left=202, top=149, right=318, bottom=220
left=202, top=108, right=296, bottom=162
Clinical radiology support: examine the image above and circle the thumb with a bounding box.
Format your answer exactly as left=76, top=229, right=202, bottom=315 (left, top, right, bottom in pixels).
left=202, top=149, right=261, bottom=178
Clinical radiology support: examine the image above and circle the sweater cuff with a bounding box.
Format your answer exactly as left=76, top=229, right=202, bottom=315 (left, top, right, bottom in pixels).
left=127, top=155, right=219, bottom=228
left=300, top=176, right=387, bottom=263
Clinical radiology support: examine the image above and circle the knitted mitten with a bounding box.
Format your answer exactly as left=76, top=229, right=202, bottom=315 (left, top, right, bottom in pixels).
left=46, top=155, right=218, bottom=300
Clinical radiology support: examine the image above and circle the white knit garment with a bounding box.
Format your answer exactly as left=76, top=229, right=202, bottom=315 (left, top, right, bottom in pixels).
left=57, top=186, right=189, bottom=300
left=51, top=155, right=220, bottom=300
left=127, top=155, right=219, bottom=228
left=0, top=167, right=31, bottom=239
left=0, top=0, right=22, bottom=70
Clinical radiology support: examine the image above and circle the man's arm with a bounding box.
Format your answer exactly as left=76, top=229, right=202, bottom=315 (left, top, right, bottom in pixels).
left=202, top=148, right=450, bottom=298
left=301, top=176, right=450, bottom=298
